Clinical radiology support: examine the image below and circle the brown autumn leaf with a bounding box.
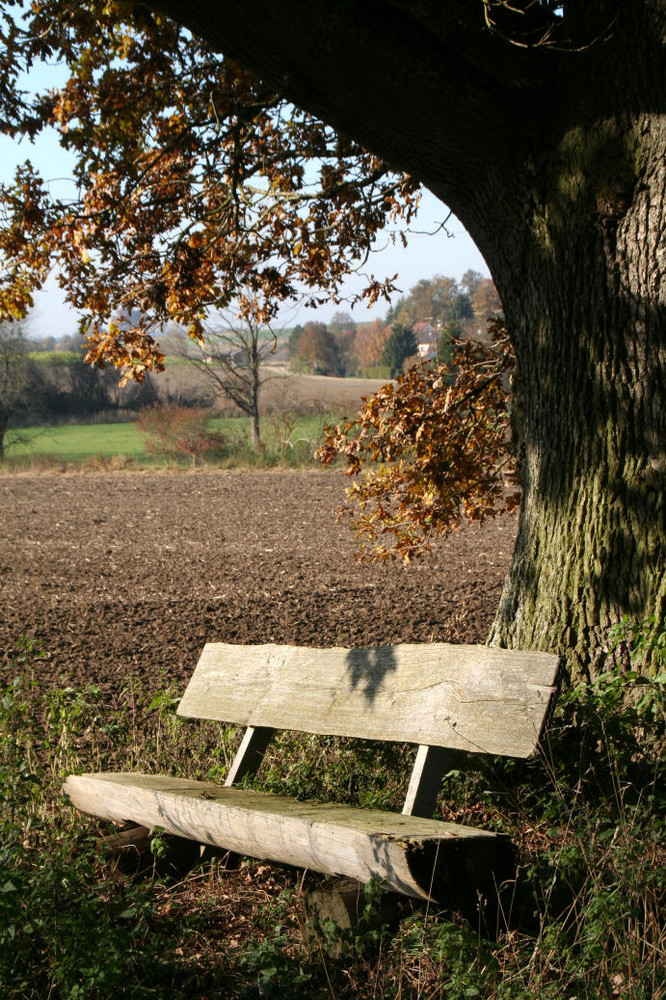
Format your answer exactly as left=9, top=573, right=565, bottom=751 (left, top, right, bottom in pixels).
left=0, top=1, right=420, bottom=381
left=317, top=320, right=519, bottom=562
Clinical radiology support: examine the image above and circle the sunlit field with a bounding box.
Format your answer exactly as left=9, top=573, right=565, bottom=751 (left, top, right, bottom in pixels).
left=4, top=411, right=342, bottom=467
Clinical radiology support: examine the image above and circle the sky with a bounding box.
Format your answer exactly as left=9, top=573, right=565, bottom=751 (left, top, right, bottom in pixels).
left=16, top=190, right=491, bottom=338
left=0, top=64, right=490, bottom=339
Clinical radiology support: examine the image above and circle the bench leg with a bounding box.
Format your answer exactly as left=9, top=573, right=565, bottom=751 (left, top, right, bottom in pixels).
left=403, top=745, right=464, bottom=818
left=302, top=878, right=414, bottom=958
left=96, top=824, right=200, bottom=879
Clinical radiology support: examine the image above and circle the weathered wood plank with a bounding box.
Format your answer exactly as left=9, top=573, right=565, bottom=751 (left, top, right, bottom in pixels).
left=64, top=772, right=514, bottom=901
left=225, top=726, right=274, bottom=786
left=177, top=643, right=558, bottom=757
left=403, top=745, right=463, bottom=817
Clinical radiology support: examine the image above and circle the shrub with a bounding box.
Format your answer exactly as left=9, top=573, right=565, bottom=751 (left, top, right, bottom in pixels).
left=136, top=404, right=226, bottom=465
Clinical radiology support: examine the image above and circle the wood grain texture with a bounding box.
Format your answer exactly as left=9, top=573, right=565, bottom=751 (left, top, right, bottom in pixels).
left=64, top=772, right=512, bottom=900
left=177, top=643, right=559, bottom=757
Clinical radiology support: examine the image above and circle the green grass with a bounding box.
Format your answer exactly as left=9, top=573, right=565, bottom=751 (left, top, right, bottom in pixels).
left=29, top=351, right=84, bottom=365
left=4, top=410, right=341, bottom=467
left=6, top=421, right=147, bottom=462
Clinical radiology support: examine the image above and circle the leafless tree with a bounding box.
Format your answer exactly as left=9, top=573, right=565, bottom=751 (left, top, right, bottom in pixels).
left=180, top=315, right=282, bottom=450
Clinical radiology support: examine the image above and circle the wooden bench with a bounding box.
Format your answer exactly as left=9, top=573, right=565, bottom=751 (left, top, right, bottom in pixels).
left=64, top=642, right=558, bottom=903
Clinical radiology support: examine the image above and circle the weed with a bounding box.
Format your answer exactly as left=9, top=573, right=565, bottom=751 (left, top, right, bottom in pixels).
left=0, top=641, right=235, bottom=998
left=259, top=732, right=411, bottom=809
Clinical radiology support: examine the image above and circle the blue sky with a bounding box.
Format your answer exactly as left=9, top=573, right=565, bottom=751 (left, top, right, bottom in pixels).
left=0, top=63, right=489, bottom=338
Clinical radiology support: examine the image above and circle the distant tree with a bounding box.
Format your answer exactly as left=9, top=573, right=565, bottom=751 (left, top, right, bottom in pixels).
left=182, top=314, right=277, bottom=449
left=451, top=292, right=474, bottom=324
left=460, top=269, right=484, bottom=298
left=287, top=325, right=303, bottom=359
left=328, top=311, right=358, bottom=374
left=396, top=276, right=473, bottom=329
left=22, top=353, right=156, bottom=421
left=296, top=322, right=341, bottom=374
left=471, top=279, right=503, bottom=325
left=333, top=327, right=357, bottom=375
left=0, top=321, right=42, bottom=459
left=328, top=310, right=356, bottom=336
left=55, top=333, right=86, bottom=354
left=382, top=323, right=417, bottom=377
left=65, top=357, right=120, bottom=416
left=353, top=318, right=391, bottom=368
left=31, top=335, right=57, bottom=352
left=437, top=321, right=459, bottom=367
left=384, top=298, right=405, bottom=326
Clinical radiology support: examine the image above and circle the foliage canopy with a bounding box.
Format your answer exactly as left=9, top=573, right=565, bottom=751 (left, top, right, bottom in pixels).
left=318, top=320, right=519, bottom=562
left=0, top=1, right=419, bottom=382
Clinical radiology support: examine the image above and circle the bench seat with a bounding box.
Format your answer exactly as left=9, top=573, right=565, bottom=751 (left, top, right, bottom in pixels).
left=65, top=771, right=515, bottom=901
left=65, top=642, right=558, bottom=905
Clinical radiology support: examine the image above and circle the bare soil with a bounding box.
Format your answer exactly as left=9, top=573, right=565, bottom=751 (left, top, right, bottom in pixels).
left=0, top=469, right=516, bottom=693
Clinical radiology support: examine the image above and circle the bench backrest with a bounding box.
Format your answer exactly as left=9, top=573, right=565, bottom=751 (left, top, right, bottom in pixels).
left=177, top=642, right=559, bottom=759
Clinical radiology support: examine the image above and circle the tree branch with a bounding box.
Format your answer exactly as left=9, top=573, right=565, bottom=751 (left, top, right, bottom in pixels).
left=148, top=0, right=555, bottom=202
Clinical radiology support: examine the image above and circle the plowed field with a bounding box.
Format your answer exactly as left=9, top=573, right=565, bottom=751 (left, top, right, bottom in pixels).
left=0, top=469, right=517, bottom=692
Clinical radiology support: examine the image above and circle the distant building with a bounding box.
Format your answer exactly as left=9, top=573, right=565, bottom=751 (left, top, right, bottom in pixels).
left=413, top=321, right=441, bottom=360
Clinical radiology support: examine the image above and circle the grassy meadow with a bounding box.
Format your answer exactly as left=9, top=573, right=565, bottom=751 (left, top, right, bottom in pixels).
left=3, top=410, right=341, bottom=469
left=6, top=421, right=147, bottom=463
left=3, top=363, right=389, bottom=471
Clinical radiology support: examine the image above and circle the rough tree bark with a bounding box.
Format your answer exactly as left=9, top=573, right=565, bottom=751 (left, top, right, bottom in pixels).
left=484, top=117, right=666, bottom=677
left=150, top=0, right=665, bottom=678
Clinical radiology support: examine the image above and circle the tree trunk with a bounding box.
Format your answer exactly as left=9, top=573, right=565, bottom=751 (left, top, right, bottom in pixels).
left=250, top=349, right=263, bottom=451
left=477, top=116, right=666, bottom=679
left=140, top=0, right=666, bottom=679
left=250, top=407, right=262, bottom=451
